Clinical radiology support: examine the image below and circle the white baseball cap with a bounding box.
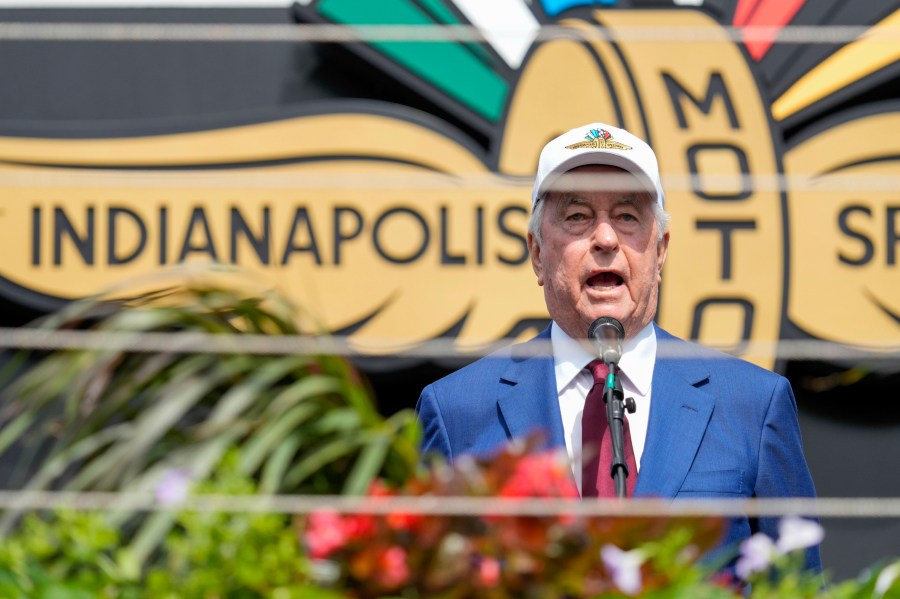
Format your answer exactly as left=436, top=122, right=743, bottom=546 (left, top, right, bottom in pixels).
left=532, top=122, right=664, bottom=208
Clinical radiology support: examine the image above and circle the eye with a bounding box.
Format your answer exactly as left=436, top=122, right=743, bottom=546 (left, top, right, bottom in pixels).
left=563, top=206, right=592, bottom=222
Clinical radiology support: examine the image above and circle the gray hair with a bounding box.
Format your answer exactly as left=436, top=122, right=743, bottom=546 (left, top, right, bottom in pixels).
left=528, top=195, right=670, bottom=248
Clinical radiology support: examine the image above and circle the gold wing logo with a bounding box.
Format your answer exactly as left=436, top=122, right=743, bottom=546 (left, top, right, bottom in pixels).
left=0, top=6, right=897, bottom=364
left=0, top=114, right=542, bottom=354
left=565, top=128, right=632, bottom=151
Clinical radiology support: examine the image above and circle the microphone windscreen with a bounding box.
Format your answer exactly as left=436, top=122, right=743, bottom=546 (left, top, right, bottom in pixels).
left=588, top=317, right=625, bottom=364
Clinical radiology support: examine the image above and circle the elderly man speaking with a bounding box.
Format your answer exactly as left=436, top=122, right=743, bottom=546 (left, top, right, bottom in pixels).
left=416, top=122, right=820, bottom=570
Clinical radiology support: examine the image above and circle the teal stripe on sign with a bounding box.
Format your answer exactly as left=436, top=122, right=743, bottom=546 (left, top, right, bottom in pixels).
left=318, top=0, right=508, bottom=122
left=417, top=0, right=492, bottom=64
left=417, top=0, right=460, bottom=26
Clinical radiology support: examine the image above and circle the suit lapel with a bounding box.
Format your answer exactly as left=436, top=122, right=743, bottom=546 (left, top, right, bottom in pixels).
left=634, top=329, right=715, bottom=498
left=496, top=328, right=566, bottom=450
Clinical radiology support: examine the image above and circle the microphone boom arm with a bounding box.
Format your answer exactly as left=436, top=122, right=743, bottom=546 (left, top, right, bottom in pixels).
left=605, top=365, right=629, bottom=498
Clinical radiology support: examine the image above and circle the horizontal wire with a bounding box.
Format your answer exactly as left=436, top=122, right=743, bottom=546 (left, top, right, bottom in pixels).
left=0, top=172, right=896, bottom=193
left=0, top=22, right=892, bottom=44
left=0, top=491, right=898, bottom=518
left=0, top=328, right=897, bottom=360
left=0, top=1, right=292, bottom=6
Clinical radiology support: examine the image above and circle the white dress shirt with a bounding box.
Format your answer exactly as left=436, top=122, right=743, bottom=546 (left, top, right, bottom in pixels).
left=551, top=321, right=657, bottom=495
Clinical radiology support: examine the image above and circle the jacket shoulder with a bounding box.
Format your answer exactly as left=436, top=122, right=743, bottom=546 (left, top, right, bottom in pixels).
left=416, top=328, right=553, bottom=460
left=655, top=327, right=782, bottom=384
left=428, top=328, right=551, bottom=393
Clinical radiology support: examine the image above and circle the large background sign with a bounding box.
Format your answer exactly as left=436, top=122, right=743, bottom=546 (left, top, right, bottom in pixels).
left=0, top=0, right=898, bottom=576
left=1, top=0, right=898, bottom=368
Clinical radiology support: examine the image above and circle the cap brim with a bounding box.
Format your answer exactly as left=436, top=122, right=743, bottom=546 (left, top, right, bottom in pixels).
left=534, top=151, right=659, bottom=205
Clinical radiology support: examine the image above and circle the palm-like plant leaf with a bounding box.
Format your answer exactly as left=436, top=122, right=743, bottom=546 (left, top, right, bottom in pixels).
left=0, top=277, right=421, bottom=563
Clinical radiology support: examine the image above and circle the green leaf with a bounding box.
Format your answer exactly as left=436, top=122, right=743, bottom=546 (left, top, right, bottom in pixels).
left=282, top=433, right=370, bottom=490
left=127, top=510, right=177, bottom=568
left=198, top=354, right=310, bottom=435
left=278, top=586, right=349, bottom=599
left=0, top=410, right=36, bottom=455
left=342, top=429, right=391, bottom=495
left=309, top=407, right=362, bottom=434
left=0, top=422, right=129, bottom=532
left=259, top=430, right=305, bottom=494
left=240, top=402, right=322, bottom=475
left=90, top=366, right=224, bottom=489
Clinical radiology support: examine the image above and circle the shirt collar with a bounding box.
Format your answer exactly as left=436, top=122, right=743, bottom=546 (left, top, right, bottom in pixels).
left=618, top=322, right=656, bottom=395
left=551, top=320, right=657, bottom=394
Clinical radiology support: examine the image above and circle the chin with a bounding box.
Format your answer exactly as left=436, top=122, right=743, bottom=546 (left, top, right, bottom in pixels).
left=587, top=304, right=629, bottom=323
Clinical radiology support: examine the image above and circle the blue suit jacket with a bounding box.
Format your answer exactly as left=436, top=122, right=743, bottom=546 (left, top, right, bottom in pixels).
left=416, top=326, right=821, bottom=571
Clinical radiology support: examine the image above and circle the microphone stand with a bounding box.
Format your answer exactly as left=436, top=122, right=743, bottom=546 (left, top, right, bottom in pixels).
left=604, top=363, right=629, bottom=498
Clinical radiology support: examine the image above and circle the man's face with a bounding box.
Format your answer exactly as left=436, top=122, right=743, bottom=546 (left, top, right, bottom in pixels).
left=528, top=165, right=669, bottom=340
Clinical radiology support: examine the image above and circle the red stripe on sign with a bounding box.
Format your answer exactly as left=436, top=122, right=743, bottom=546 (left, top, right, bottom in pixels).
left=733, top=0, right=762, bottom=27
left=734, top=0, right=808, bottom=61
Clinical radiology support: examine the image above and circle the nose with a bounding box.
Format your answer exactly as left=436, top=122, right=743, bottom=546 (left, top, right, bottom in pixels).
left=592, top=217, right=619, bottom=252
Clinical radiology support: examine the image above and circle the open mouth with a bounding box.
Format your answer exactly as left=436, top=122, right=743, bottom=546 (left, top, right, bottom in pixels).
left=586, top=272, right=624, bottom=289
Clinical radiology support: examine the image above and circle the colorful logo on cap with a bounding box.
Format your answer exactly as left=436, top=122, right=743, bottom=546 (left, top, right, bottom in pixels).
left=565, top=128, right=632, bottom=151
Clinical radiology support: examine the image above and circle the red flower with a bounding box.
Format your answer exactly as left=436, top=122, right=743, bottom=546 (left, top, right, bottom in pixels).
left=387, top=511, right=424, bottom=531
left=368, top=479, right=393, bottom=497
left=305, top=510, right=347, bottom=559
left=343, top=513, right=376, bottom=540
left=478, top=556, right=501, bottom=587
left=304, top=509, right=376, bottom=559
left=367, top=479, right=423, bottom=531
left=498, top=451, right=578, bottom=498
left=376, top=545, right=410, bottom=588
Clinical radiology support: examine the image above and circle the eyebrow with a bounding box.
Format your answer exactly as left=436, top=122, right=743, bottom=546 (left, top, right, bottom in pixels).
left=557, top=192, right=647, bottom=209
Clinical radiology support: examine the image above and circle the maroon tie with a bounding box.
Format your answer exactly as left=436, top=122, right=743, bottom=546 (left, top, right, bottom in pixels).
left=581, top=359, right=637, bottom=498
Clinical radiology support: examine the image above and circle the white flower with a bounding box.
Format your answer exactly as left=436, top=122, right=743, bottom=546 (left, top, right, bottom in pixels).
left=440, top=532, right=470, bottom=556
left=776, top=516, right=824, bottom=554
left=601, top=544, right=644, bottom=596
left=874, top=562, right=900, bottom=597
left=308, top=559, right=341, bottom=584
left=735, top=533, right=777, bottom=579
left=155, top=468, right=191, bottom=506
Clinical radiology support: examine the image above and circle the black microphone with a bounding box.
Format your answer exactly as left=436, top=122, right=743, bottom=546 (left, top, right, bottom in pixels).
left=588, top=317, right=625, bottom=366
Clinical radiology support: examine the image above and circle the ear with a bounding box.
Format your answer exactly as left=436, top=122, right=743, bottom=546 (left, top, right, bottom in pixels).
left=656, top=229, right=670, bottom=282
left=527, top=231, right=544, bottom=286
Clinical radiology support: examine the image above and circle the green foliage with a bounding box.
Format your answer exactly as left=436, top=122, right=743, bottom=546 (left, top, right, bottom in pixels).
left=0, top=455, right=346, bottom=598
left=0, top=511, right=142, bottom=598
left=0, top=279, right=419, bottom=566
left=143, top=452, right=341, bottom=598
left=742, top=552, right=900, bottom=599
left=1, top=461, right=898, bottom=598
left=0, top=446, right=898, bottom=598
left=300, top=439, right=731, bottom=598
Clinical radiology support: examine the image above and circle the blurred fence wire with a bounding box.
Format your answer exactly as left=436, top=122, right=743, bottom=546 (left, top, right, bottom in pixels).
left=0, top=327, right=898, bottom=361
left=0, top=171, right=897, bottom=193
left=0, top=22, right=895, bottom=44
left=0, top=491, right=899, bottom=518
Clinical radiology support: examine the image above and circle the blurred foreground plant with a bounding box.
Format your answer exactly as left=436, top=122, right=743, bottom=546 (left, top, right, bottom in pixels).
left=0, top=278, right=419, bottom=565
left=0, top=452, right=343, bottom=599
left=299, top=437, right=899, bottom=598
left=0, top=441, right=897, bottom=598
left=735, top=517, right=900, bottom=599
left=304, top=437, right=731, bottom=599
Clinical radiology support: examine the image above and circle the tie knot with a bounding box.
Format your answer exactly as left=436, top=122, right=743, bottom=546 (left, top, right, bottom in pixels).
left=586, top=359, right=609, bottom=386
